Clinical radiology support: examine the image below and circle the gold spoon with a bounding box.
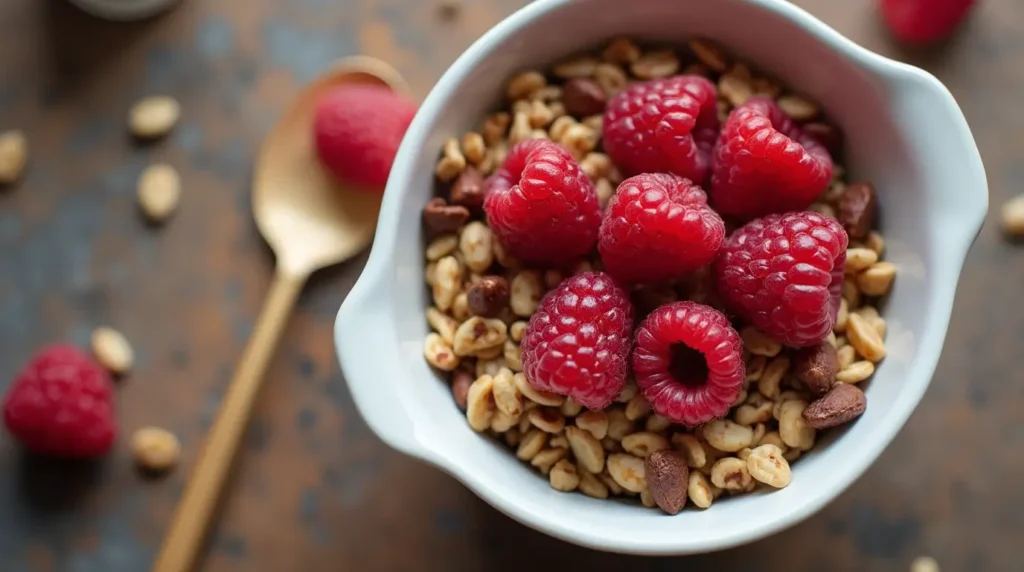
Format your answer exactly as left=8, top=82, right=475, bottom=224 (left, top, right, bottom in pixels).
left=152, top=56, right=410, bottom=572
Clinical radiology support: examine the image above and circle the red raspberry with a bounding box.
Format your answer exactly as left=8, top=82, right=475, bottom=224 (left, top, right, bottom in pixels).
left=3, top=345, right=117, bottom=459
left=313, top=85, right=418, bottom=191
left=598, top=173, right=724, bottom=284
left=603, top=75, right=719, bottom=183
left=633, top=302, right=745, bottom=426
left=521, top=272, right=633, bottom=410
left=710, top=98, right=832, bottom=220
left=484, top=140, right=601, bottom=267
left=879, top=0, right=977, bottom=45
left=714, top=212, right=848, bottom=348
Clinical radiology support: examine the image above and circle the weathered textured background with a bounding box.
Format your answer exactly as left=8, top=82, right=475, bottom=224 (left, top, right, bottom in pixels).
left=0, top=0, right=1018, bottom=570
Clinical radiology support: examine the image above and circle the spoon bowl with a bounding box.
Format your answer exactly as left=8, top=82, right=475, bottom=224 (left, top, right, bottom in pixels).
left=254, top=56, right=410, bottom=273
left=153, top=56, right=409, bottom=572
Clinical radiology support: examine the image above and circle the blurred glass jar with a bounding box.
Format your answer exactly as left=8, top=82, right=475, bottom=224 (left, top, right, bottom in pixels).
left=69, top=0, right=181, bottom=20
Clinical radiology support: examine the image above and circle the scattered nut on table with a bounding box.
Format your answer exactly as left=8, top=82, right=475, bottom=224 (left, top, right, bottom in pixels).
left=137, top=163, right=182, bottom=223
left=91, top=326, right=134, bottom=375
left=0, top=129, right=28, bottom=185
left=129, top=95, right=181, bottom=139
left=131, top=427, right=181, bottom=472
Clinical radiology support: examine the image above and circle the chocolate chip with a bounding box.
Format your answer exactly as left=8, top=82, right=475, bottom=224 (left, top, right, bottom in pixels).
left=802, top=383, right=867, bottom=429
left=466, top=276, right=509, bottom=318
left=837, top=181, right=877, bottom=240
left=562, top=78, right=607, bottom=118
left=423, top=197, right=469, bottom=233
left=803, top=121, right=843, bottom=158
left=792, top=342, right=838, bottom=396
left=451, top=371, right=473, bottom=411
left=644, top=450, right=689, bottom=515
left=449, top=167, right=485, bottom=209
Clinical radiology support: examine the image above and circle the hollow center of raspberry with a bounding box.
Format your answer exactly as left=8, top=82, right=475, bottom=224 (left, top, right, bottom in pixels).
left=668, top=343, right=709, bottom=388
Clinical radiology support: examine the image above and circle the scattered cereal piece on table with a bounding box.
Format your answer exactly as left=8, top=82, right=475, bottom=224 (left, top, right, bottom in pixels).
left=91, top=326, right=134, bottom=375
left=0, top=129, right=28, bottom=185
left=129, top=95, right=180, bottom=139
left=132, top=427, right=181, bottom=473
left=137, top=163, right=182, bottom=223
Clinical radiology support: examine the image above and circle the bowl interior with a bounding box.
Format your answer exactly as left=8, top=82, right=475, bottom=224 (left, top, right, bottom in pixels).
left=371, top=0, right=971, bottom=553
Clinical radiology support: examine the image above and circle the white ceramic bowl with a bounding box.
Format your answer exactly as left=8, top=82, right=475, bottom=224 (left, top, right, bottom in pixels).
left=335, top=0, right=987, bottom=555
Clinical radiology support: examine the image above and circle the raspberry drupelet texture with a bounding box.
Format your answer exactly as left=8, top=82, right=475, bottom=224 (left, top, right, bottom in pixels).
left=603, top=75, right=719, bottom=184
left=599, top=173, right=725, bottom=284
left=714, top=211, right=848, bottom=348
left=313, top=85, right=417, bottom=191
left=710, top=98, right=833, bottom=220
left=483, top=140, right=601, bottom=267
left=633, top=301, right=745, bottom=426
left=3, top=345, right=117, bottom=459
left=521, top=272, right=634, bottom=410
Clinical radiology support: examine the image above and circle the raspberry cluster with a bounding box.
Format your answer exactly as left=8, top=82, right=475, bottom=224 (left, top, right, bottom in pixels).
left=483, top=75, right=848, bottom=426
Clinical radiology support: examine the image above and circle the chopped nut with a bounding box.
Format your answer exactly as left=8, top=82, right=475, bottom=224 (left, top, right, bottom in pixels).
left=0, top=130, right=28, bottom=184
left=466, top=276, right=510, bottom=318
left=452, top=316, right=507, bottom=357
left=687, top=470, right=714, bottom=509
left=137, top=163, right=181, bottom=223
left=129, top=95, right=180, bottom=139
left=435, top=138, right=467, bottom=181
left=553, top=56, right=599, bottom=78
left=843, top=277, right=862, bottom=309
left=507, top=71, right=546, bottom=100
left=777, top=94, right=820, bottom=121
left=745, top=355, right=767, bottom=382
left=688, top=38, right=728, bottom=72
left=509, top=111, right=532, bottom=145
left=746, top=444, right=791, bottom=488
left=423, top=333, right=460, bottom=371
left=131, top=427, right=180, bottom=472
left=566, top=426, right=605, bottom=473
left=426, top=307, right=459, bottom=345
left=426, top=234, right=459, bottom=261
left=845, top=247, right=879, bottom=273
left=576, top=410, right=609, bottom=440
left=423, top=198, right=470, bottom=233
left=741, top=326, right=782, bottom=357
left=624, top=394, right=651, bottom=421
left=710, top=457, right=752, bottom=492
left=836, top=360, right=874, bottom=383
left=432, top=256, right=463, bottom=311
left=516, top=429, right=548, bottom=461
left=645, top=450, right=689, bottom=514
left=531, top=447, right=568, bottom=474
left=91, top=326, right=134, bottom=375
left=451, top=292, right=471, bottom=321
left=528, top=408, right=565, bottom=433
left=846, top=313, right=886, bottom=362
left=558, top=123, right=599, bottom=160
left=837, top=181, right=877, bottom=240
left=549, top=459, right=580, bottom=491
left=631, top=50, right=680, bottom=79
left=792, top=342, right=838, bottom=396
left=465, top=374, right=496, bottom=431
left=514, top=372, right=564, bottom=406
left=602, top=37, right=641, bottom=64
left=803, top=383, right=867, bottom=429
left=757, top=355, right=789, bottom=399
left=509, top=270, right=542, bottom=317
left=492, top=368, right=522, bottom=417
left=671, top=433, right=706, bottom=468
left=857, top=262, right=896, bottom=296
left=527, top=99, right=555, bottom=128
left=450, top=371, right=473, bottom=410
left=461, top=132, right=486, bottom=164
left=563, top=78, right=607, bottom=118
left=578, top=470, right=610, bottom=499
left=621, top=432, right=670, bottom=458
left=548, top=115, right=576, bottom=142
left=482, top=112, right=511, bottom=145
left=606, top=453, right=647, bottom=493
left=779, top=400, right=815, bottom=451
left=459, top=221, right=494, bottom=273
left=702, top=420, right=754, bottom=453
left=719, top=67, right=753, bottom=107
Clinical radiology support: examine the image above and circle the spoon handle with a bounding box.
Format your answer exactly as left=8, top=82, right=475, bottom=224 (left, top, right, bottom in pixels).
left=152, top=269, right=307, bottom=572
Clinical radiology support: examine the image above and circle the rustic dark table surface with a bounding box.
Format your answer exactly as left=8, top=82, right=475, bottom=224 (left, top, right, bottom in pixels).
left=0, top=0, right=1018, bottom=570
